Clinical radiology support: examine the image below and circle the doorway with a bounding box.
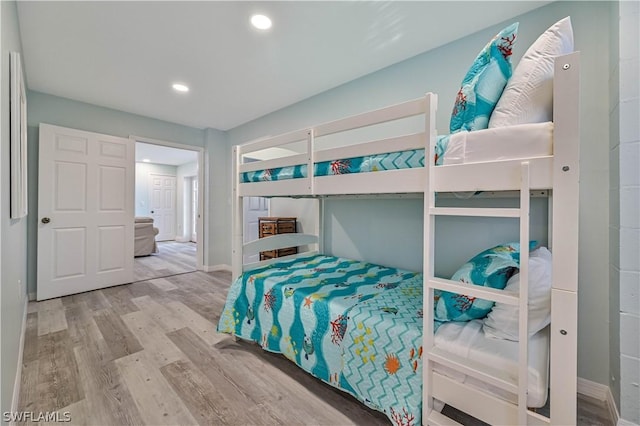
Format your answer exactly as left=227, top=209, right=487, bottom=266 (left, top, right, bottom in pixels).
left=132, top=137, right=204, bottom=282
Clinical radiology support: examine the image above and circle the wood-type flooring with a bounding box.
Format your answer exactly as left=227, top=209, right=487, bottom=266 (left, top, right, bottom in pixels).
left=18, top=269, right=614, bottom=425
left=133, top=241, right=197, bottom=282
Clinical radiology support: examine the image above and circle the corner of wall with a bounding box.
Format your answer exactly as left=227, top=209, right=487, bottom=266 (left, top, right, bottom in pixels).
left=616, top=1, right=640, bottom=423
left=608, top=0, right=622, bottom=411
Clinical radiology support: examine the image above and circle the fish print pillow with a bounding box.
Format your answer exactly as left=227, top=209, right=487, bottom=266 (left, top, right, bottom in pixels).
left=450, top=22, right=519, bottom=133
left=435, top=241, right=536, bottom=322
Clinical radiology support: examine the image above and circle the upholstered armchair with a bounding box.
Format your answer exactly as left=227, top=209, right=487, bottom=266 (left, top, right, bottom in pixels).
left=134, top=217, right=159, bottom=256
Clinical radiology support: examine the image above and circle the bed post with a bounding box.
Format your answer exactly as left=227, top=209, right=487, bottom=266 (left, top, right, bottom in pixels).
left=232, top=145, right=243, bottom=281
left=317, top=198, right=324, bottom=254
left=307, top=128, right=315, bottom=196
left=422, top=92, right=438, bottom=424
left=550, top=52, right=580, bottom=426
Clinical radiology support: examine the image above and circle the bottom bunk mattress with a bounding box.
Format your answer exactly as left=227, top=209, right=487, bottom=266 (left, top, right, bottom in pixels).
left=217, top=254, right=549, bottom=425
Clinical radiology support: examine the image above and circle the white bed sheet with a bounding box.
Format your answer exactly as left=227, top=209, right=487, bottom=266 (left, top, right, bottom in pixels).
left=434, top=319, right=549, bottom=408
left=443, top=122, right=554, bottom=166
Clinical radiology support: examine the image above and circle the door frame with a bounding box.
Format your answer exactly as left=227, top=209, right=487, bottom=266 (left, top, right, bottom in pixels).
left=190, top=176, right=198, bottom=242
left=130, top=135, right=205, bottom=270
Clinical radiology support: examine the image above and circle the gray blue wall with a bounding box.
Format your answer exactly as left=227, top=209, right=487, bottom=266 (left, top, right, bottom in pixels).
left=227, top=2, right=614, bottom=386
left=205, top=128, right=230, bottom=268
left=1, top=0, right=28, bottom=417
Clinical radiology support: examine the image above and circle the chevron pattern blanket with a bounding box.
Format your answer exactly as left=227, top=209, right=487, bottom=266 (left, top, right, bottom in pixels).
left=217, top=254, right=424, bottom=426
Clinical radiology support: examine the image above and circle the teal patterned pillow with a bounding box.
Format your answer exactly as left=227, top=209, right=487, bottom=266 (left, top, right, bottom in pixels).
left=435, top=241, right=536, bottom=322
left=450, top=22, right=519, bottom=133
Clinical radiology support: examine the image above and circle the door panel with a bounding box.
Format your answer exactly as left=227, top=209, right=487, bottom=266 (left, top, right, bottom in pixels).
left=99, top=166, right=126, bottom=210
left=38, top=124, right=134, bottom=300
left=55, top=162, right=87, bottom=210
left=243, top=196, right=269, bottom=263
left=97, top=226, right=126, bottom=272
left=53, top=228, right=86, bottom=279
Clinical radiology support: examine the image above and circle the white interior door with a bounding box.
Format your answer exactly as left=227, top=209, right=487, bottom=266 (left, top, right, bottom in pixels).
left=37, top=124, right=134, bottom=300
left=149, top=173, right=176, bottom=241
left=243, top=197, right=269, bottom=263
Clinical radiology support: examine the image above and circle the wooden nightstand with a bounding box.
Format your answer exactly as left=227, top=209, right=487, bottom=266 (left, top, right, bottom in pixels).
left=258, top=217, right=298, bottom=260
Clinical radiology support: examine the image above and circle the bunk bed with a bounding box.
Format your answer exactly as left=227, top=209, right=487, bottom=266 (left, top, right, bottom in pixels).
left=218, top=25, right=579, bottom=426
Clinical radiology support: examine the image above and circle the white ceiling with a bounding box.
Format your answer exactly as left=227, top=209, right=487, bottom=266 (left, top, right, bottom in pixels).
left=135, top=142, right=198, bottom=166
left=17, top=1, right=550, bottom=131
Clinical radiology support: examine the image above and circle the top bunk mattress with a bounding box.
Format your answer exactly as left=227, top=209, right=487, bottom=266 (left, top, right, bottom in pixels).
left=241, top=122, right=553, bottom=183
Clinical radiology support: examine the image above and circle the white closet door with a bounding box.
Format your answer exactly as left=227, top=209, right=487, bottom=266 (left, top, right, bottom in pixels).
left=37, top=124, right=134, bottom=300
left=149, top=173, right=176, bottom=241
left=243, top=197, right=269, bottom=263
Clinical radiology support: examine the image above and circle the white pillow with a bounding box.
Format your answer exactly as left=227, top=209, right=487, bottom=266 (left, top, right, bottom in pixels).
left=488, top=17, right=574, bottom=127
left=483, top=247, right=552, bottom=341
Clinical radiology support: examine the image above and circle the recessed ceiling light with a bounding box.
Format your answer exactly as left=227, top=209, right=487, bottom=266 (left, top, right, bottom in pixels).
left=251, top=14, right=272, bottom=30
left=172, top=83, right=189, bottom=93
left=142, top=159, right=151, bottom=163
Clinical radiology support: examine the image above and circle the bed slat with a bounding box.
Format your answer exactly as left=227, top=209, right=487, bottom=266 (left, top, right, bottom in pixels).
left=239, top=153, right=308, bottom=173
left=239, top=179, right=311, bottom=197
left=314, top=132, right=424, bottom=163
left=429, top=277, right=519, bottom=305
left=432, top=373, right=550, bottom=426
left=426, top=410, right=463, bottom=426
left=315, top=168, right=425, bottom=195
left=243, top=233, right=318, bottom=255
left=315, top=97, right=425, bottom=137
left=239, top=128, right=310, bottom=155
left=428, top=347, right=518, bottom=394
left=430, top=207, right=520, bottom=218
left=432, top=157, right=553, bottom=192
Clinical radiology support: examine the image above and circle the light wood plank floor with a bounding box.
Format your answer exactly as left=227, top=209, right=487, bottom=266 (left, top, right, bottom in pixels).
left=19, top=271, right=614, bottom=425
left=133, top=241, right=197, bottom=282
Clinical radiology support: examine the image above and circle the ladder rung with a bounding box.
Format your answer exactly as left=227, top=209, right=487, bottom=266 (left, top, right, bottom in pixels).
left=428, top=347, right=518, bottom=394
left=430, top=207, right=521, bottom=218
left=428, top=277, right=519, bottom=306
left=427, top=410, right=464, bottom=426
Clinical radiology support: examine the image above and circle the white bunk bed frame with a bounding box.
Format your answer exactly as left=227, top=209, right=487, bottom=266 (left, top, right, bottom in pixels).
left=231, top=52, right=580, bottom=425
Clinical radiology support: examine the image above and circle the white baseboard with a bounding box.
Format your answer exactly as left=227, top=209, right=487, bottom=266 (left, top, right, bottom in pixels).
left=577, top=377, right=609, bottom=401
left=608, top=387, right=621, bottom=426
left=577, top=377, right=621, bottom=425
left=10, top=296, right=29, bottom=424
left=618, top=419, right=639, bottom=426
left=175, top=236, right=190, bottom=243
left=28, top=292, right=35, bottom=301
left=204, top=264, right=231, bottom=272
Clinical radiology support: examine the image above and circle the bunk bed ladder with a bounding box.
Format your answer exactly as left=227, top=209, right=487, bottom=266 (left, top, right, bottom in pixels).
left=424, top=157, right=537, bottom=423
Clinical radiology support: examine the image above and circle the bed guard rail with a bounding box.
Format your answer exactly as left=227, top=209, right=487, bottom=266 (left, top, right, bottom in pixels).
left=242, top=233, right=319, bottom=257
left=235, top=93, right=437, bottom=197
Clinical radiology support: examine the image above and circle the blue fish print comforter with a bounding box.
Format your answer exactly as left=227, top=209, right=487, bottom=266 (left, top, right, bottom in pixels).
left=217, top=254, right=425, bottom=425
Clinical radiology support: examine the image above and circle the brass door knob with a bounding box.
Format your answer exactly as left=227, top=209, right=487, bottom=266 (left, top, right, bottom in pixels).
left=41, top=217, right=51, bottom=224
